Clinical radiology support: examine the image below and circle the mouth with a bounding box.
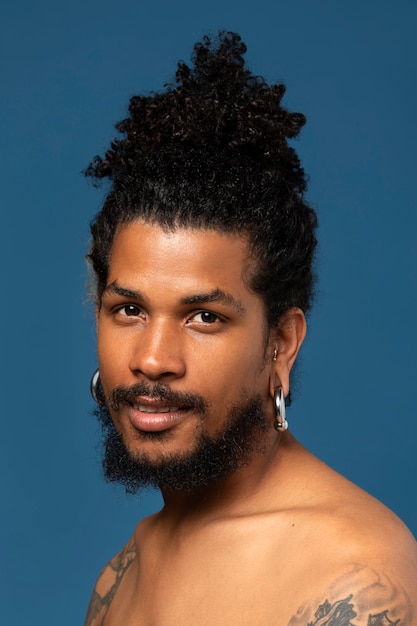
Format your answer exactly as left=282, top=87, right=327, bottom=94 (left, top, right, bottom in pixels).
left=108, top=383, right=207, bottom=433
left=127, top=397, right=191, bottom=432
left=133, top=402, right=180, bottom=414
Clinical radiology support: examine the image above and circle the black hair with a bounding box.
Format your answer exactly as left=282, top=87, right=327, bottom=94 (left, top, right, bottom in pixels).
left=85, top=31, right=318, bottom=327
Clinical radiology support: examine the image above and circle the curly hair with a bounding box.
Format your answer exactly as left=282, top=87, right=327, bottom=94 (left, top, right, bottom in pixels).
left=85, top=31, right=318, bottom=327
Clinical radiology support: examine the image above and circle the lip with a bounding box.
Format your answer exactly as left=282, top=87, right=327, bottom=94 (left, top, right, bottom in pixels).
left=127, top=400, right=190, bottom=432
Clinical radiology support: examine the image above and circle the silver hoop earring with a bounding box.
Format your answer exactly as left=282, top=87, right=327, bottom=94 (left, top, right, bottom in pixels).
left=274, top=386, right=288, bottom=431
left=90, top=369, right=102, bottom=404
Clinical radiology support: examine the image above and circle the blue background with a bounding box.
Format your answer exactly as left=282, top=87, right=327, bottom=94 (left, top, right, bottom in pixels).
left=1, top=1, right=416, bottom=624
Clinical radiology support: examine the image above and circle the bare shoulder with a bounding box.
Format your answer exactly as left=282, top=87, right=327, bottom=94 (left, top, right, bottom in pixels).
left=288, top=442, right=416, bottom=552
left=284, top=454, right=417, bottom=624
left=275, top=442, right=417, bottom=624
left=283, top=510, right=417, bottom=624
left=84, top=537, right=137, bottom=626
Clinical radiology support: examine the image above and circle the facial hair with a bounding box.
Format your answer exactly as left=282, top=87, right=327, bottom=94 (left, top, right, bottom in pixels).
left=95, top=381, right=269, bottom=493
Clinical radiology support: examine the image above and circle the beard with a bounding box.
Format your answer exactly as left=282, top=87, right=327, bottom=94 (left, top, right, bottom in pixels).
left=95, top=381, right=269, bottom=494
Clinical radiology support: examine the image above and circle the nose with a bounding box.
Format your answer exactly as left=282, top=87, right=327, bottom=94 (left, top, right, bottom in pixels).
left=128, top=318, right=186, bottom=382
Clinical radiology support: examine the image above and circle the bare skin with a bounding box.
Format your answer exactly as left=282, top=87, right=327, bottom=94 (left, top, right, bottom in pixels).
left=86, top=222, right=417, bottom=625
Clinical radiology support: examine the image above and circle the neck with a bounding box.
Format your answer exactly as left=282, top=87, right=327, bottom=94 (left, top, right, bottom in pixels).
left=158, top=431, right=296, bottom=525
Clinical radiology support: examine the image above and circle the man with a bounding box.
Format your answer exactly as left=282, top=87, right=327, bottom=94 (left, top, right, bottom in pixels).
left=84, top=32, right=417, bottom=625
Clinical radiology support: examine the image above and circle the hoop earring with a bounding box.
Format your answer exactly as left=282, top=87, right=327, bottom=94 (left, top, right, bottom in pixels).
left=274, top=386, right=288, bottom=431
left=90, top=369, right=102, bottom=404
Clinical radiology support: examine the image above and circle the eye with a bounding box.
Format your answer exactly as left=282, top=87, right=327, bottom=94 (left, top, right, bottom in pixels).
left=191, top=311, right=220, bottom=324
left=118, top=304, right=142, bottom=317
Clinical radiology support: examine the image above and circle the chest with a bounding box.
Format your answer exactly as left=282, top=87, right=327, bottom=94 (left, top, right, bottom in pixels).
left=103, top=529, right=318, bottom=626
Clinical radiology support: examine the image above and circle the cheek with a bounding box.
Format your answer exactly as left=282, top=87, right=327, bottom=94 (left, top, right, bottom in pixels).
left=97, top=330, right=128, bottom=385
left=191, top=341, right=270, bottom=402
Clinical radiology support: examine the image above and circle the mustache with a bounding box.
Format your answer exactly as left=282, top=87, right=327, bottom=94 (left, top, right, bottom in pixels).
left=108, top=382, right=208, bottom=413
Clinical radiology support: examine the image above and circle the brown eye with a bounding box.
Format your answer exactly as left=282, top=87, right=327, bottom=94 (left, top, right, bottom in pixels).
left=120, top=305, right=141, bottom=316
left=193, top=311, right=219, bottom=323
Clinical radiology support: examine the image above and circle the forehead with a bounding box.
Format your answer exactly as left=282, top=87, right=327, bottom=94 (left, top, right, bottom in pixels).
left=107, top=221, right=255, bottom=299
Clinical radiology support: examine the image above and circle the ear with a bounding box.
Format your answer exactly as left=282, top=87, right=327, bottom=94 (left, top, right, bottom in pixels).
left=269, top=307, right=306, bottom=398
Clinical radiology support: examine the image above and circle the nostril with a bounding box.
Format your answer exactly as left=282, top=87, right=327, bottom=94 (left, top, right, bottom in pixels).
left=129, top=349, right=186, bottom=381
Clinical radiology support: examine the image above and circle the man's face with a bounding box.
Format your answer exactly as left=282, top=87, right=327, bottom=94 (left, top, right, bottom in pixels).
left=96, top=221, right=278, bottom=489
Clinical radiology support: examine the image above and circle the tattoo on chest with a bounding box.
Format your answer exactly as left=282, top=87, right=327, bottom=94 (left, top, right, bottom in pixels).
left=84, top=540, right=137, bottom=626
left=305, top=595, right=400, bottom=625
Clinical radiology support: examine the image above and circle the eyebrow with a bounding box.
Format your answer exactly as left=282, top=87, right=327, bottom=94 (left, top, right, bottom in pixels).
left=103, top=282, right=143, bottom=300
left=103, top=282, right=245, bottom=315
left=180, top=289, right=245, bottom=315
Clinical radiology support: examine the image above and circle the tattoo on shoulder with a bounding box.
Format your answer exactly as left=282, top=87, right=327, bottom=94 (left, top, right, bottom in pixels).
left=84, top=538, right=137, bottom=626
left=288, top=565, right=412, bottom=625
left=300, top=595, right=400, bottom=625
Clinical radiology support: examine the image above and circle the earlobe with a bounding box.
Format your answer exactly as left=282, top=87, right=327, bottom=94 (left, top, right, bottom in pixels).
left=269, top=307, right=306, bottom=398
